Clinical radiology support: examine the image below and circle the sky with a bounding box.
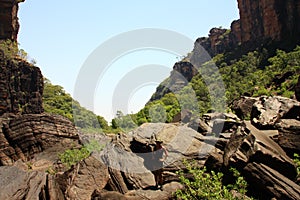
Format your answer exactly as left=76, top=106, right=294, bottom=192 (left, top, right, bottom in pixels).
left=18, top=0, right=239, bottom=122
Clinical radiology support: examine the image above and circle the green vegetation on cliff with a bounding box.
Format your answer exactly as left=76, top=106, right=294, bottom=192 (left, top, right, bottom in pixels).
left=43, top=46, right=300, bottom=133
left=43, top=78, right=109, bottom=132
left=122, top=46, right=300, bottom=125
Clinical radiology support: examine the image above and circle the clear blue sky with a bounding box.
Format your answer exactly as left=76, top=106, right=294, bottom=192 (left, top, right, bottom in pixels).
left=18, top=0, right=239, bottom=121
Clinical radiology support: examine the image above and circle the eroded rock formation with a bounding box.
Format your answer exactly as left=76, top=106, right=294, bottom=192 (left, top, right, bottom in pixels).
left=0, top=0, right=23, bottom=41
left=0, top=113, right=79, bottom=166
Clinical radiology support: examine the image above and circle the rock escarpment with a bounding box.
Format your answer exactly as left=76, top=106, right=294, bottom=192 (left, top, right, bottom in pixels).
left=198, top=0, right=300, bottom=56
left=238, top=0, right=300, bottom=48
left=0, top=0, right=23, bottom=41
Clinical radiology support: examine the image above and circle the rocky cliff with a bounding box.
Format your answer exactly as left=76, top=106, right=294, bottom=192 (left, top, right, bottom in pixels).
left=199, top=0, right=300, bottom=56
left=0, top=0, right=22, bottom=41
left=0, top=57, right=44, bottom=115
left=149, top=61, right=198, bottom=101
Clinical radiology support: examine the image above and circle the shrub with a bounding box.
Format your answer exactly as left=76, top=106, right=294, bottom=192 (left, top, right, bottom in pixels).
left=175, top=160, right=249, bottom=200
left=293, top=153, right=300, bottom=179
left=58, top=140, right=104, bottom=169
left=58, top=147, right=90, bottom=169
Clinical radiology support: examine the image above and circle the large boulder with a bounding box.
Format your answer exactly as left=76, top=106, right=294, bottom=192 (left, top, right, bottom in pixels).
left=232, top=96, right=257, bottom=119
left=56, top=156, right=109, bottom=200
left=0, top=166, right=64, bottom=200
left=98, top=133, right=155, bottom=192
left=251, top=96, right=300, bottom=129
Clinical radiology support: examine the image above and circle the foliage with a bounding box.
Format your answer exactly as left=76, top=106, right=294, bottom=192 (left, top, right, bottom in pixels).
left=44, top=46, right=300, bottom=131
left=129, top=46, right=300, bottom=123
left=0, top=39, right=19, bottom=60
left=43, top=78, right=109, bottom=130
left=111, top=110, right=137, bottom=132
left=293, top=153, right=300, bottom=179
left=175, top=160, right=250, bottom=200
left=58, top=140, right=104, bottom=169
left=58, top=147, right=90, bottom=169
left=0, top=39, right=30, bottom=61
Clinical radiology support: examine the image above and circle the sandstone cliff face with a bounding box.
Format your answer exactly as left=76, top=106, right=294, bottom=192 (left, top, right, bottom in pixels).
left=198, top=0, right=300, bottom=56
left=238, top=0, right=300, bottom=46
left=0, top=0, right=22, bottom=41
left=0, top=57, right=44, bottom=115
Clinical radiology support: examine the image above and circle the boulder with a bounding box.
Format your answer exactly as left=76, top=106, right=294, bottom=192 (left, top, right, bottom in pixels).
left=232, top=96, right=257, bottom=119
left=92, top=190, right=133, bottom=200
left=125, top=189, right=170, bottom=200
left=276, top=119, right=300, bottom=156
left=251, top=96, right=300, bottom=129
left=0, top=166, right=64, bottom=200
left=56, top=156, right=109, bottom=200
left=98, top=135, right=155, bottom=191
left=202, top=112, right=241, bottom=134
left=188, top=118, right=211, bottom=134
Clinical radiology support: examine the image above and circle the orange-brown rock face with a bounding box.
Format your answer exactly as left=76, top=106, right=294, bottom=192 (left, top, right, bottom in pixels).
left=238, top=0, right=300, bottom=46
left=0, top=0, right=22, bottom=41
left=199, top=0, right=300, bottom=57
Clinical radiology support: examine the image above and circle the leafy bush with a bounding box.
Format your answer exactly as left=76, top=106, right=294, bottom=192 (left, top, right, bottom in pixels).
left=58, top=140, right=104, bottom=169
left=175, top=160, right=249, bottom=200
left=293, top=153, right=300, bottom=179
left=59, top=147, right=90, bottom=169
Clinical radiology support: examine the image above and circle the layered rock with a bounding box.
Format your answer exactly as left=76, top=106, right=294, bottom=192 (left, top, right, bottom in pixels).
left=222, top=121, right=299, bottom=199
left=0, top=0, right=23, bottom=41
left=196, top=25, right=241, bottom=56
left=0, top=113, right=79, bottom=165
left=276, top=119, right=300, bottom=156
left=0, top=58, right=44, bottom=115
